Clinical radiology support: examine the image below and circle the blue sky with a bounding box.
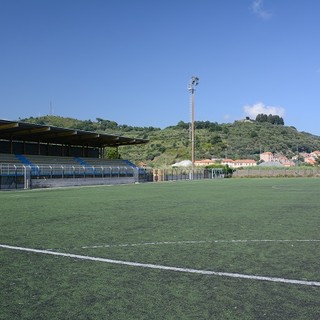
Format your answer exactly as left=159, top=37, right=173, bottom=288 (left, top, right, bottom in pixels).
left=1, top=0, right=320, bottom=135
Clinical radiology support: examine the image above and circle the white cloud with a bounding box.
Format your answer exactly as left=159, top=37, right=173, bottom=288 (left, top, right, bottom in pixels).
left=244, top=102, right=285, bottom=119
left=251, top=0, right=272, bottom=19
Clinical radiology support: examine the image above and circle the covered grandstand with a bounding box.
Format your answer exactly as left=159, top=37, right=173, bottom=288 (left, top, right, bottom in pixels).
left=0, top=119, right=150, bottom=189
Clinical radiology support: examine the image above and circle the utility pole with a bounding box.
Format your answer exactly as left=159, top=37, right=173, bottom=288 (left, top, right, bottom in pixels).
left=188, top=76, right=199, bottom=180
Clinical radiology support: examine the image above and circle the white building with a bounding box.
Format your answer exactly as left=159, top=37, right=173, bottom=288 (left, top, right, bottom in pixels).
left=221, top=159, right=256, bottom=168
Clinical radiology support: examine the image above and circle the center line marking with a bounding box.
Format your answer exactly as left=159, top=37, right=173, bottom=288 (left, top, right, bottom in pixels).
left=1, top=244, right=320, bottom=287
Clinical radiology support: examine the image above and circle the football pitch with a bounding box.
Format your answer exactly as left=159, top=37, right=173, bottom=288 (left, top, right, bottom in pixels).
left=1, top=178, right=320, bottom=319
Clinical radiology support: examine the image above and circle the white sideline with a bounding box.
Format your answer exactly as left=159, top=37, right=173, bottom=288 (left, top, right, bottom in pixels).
left=81, top=239, right=320, bottom=249
left=1, top=244, right=320, bottom=287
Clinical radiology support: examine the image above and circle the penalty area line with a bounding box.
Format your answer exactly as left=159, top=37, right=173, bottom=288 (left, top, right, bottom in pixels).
left=1, top=244, right=320, bottom=287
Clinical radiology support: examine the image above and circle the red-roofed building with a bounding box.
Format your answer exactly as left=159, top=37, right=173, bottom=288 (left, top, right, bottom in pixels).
left=194, top=159, right=216, bottom=167
left=221, top=159, right=234, bottom=166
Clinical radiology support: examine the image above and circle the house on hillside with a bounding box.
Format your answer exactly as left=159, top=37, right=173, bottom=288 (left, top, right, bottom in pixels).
left=260, top=152, right=275, bottom=162
left=277, top=155, right=295, bottom=167
left=300, top=151, right=320, bottom=165
left=221, top=159, right=256, bottom=168
left=260, top=152, right=294, bottom=167
left=232, top=159, right=257, bottom=168
left=221, top=159, right=234, bottom=167
left=311, top=151, right=320, bottom=158
left=194, top=159, right=216, bottom=167
left=304, top=156, right=316, bottom=166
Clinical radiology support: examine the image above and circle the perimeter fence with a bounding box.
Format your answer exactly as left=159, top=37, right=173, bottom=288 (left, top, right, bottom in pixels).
left=233, top=168, right=320, bottom=178
left=0, top=165, right=225, bottom=189
left=4, top=163, right=317, bottom=190
left=0, top=164, right=141, bottom=190
left=152, top=168, right=225, bottom=181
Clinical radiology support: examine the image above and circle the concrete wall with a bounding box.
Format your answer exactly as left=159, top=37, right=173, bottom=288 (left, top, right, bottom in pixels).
left=233, top=168, right=320, bottom=178
left=31, top=177, right=136, bottom=189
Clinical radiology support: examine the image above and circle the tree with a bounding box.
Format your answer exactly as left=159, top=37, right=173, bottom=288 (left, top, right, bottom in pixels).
left=176, top=121, right=189, bottom=129
left=106, top=148, right=120, bottom=159
left=210, top=135, right=222, bottom=144
left=256, top=113, right=284, bottom=125
left=256, top=114, right=268, bottom=123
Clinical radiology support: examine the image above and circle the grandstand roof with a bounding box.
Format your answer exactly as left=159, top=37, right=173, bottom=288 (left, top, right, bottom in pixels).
left=0, top=119, right=148, bottom=148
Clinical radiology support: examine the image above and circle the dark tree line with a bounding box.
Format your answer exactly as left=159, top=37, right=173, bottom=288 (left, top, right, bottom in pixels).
left=173, top=120, right=222, bottom=131
left=255, top=114, right=284, bottom=125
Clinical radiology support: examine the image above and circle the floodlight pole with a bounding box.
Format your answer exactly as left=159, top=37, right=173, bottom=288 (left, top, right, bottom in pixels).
left=188, top=76, right=199, bottom=180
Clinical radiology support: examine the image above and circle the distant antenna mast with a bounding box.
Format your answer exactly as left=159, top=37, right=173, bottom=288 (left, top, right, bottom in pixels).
left=49, top=101, right=53, bottom=115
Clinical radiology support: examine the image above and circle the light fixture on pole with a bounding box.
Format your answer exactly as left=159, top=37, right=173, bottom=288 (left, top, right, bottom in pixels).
left=188, top=76, right=199, bottom=179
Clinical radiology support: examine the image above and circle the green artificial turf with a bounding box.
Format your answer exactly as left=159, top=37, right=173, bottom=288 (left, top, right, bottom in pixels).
left=1, top=178, right=320, bottom=319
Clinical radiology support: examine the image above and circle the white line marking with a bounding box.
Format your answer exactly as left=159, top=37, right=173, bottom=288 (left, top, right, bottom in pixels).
left=80, top=239, right=320, bottom=249
left=271, top=185, right=320, bottom=193
left=1, top=244, right=320, bottom=287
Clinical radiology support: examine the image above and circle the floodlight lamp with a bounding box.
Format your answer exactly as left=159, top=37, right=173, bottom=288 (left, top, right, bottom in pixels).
left=189, top=76, right=199, bottom=91
left=192, top=76, right=199, bottom=86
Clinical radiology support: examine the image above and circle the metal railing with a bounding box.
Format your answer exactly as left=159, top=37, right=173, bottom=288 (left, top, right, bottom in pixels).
left=0, top=163, right=137, bottom=190
left=0, top=164, right=29, bottom=190
left=152, top=168, right=226, bottom=181
left=27, top=164, right=135, bottom=179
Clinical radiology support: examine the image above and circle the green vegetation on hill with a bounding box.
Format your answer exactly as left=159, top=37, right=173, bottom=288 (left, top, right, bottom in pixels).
left=20, top=115, right=320, bottom=167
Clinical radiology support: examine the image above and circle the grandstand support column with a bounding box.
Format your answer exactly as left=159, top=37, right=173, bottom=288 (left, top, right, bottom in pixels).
left=100, top=147, right=104, bottom=159
left=188, top=76, right=199, bottom=180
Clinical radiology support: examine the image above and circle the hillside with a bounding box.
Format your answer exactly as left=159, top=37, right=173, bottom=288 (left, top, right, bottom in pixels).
left=20, top=116, right=320, bottom=168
